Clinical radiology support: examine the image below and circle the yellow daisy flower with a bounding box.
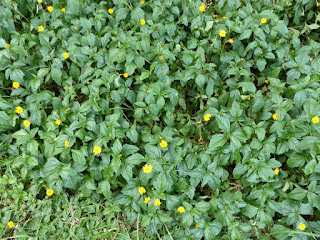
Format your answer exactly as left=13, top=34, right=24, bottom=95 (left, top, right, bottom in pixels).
left=159, top=140, right=168, bottom=148
left=93, top=146, right=102, bottom=155
left=177, top=206, right=185, bottom=213
left=12, top=82, right=20, bottom=88
left=23, top=120, right=31, bottom=127
left=15, top=106, right=23, bottom=114
left=154, top=199, right=161, bottom=206
left=138, top=187, right=146, bottom=195
left=38, top=25, right=44, bottom=32
left=55, top=119, right=62, bottom=125
left=46, top=188, right=54, bottom=196
left=7, top=221, right=14, bottom=228
left=311, top=116, right=319, bottom=124
left=63, top=52, right=69, bottom=59
left=203, top=113, right=212, bottom=121
left=219, top=29, right=226, bottom=37
left=140, top=19, right=146, bottom=25
left=142, top=164, right=152, bottom=174
left=47, top=6, right=53, bottom=12
left=272, top=113, right=278, bottom=120
left=298, top=223, right=306, bottom=231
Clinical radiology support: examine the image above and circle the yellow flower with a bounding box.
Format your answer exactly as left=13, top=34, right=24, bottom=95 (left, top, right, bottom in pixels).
left=228, top=38, right=233, bottom=44
left=37, top=0, right=42, bottom=3
left=125, top=23, right=130, bottom=28
left=298, top=223, right=306, bottom=231
left=265, top=80, right=269, bottom=84
left=261, top=18, right=267, bottom=24
left=38, top=25, right=44, bottom=32
left=138, top=187, right=146, bottom=195
left=61, top=8, right=66, bottom=13
left=108, top=8, right=113, bottom=14
left=55, top=119, right=62, bottom=125
left=140, top=19, right=146, bottom=25
left=74, top=26, right=78, bottom=30
left=222, top=16, right=226, bottom=20
left=143, top=88, right=147, bottom=92
left=272, top=113, right=278, bottom=120
left=12, top=82, right=20, bottom=88
left=199, top=5, right=205, bottom=12
left=123, top=73, right=129, bottom=78
left=87, top=81, right=90, bottom=85
left=196, top=223, right=199, bottom=228
left=159, top=55, right=164, bottom=60
left=8, top=0, right=11, bottom=2
left=177, top=206, right=185, bottom=213
left=51, top=30, right=54, bottom=33
left=64, top=141, right=70, bottom=147
left=311, top=116, right=319, bottom=124
left=274, top=167, right=279, bottom=175
left=142, top=164, right=152, bottom=174
left=46, top=188, right=54, bottom=196
left=144, top=197, right=150, bottom=203
left=159, top=140, right=168, bottom=148
left=219, top=29, right=226, bottom=37
left=93, top=146, right=102, bottom=155
left=140, top=0, right=145, bottom=3
left=7, top=43, right=11, bottom=48
left=87, top=63, right=91, bottom=67
left=47, top=6, right=53, bottom=12
left=15, top=106, right=23, bottom=114
left=7, top=221, right=14, bottom=228
left=63, top=52, right=69, bottom=59
left=203, top=113, right=211, bottom=121
left=154, top=198, right=161, bottom=206
left=317, top=3, right=320, bottom=7
left=23, top=120, right=31, bottom=127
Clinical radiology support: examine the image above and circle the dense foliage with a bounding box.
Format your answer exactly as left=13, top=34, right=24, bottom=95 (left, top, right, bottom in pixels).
left=1, top=0, right=320, bottom=239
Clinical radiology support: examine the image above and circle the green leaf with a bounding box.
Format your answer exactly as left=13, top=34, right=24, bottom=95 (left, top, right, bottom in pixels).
left=205, top=21, right=214, bottom=31
left=216, top=115, right=230, bottom=132
left=145, top=145, right=161, bottom=158
left=153, top=172, right=167, bottom=191
left=51, top=67, right=62, bottom=85
left=208, top=134, right=227, bottom=149
left=288, top=188, right=307, bottom=200
left=238, top=82, right=256, bottom=93
left=239, top=29, right=252, bottom=40
left=26, top=156, right=38, bottom=167
left=67, top=0, right=80, bottom=15
left=140, top=71, right=150, bottom=80
left=256, top=58, right=267, bottom=72
left=71, top=150, right=86, bottom=166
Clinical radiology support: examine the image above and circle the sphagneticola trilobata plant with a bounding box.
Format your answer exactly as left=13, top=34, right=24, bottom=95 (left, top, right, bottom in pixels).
left=1, top=0, right=320, bottom=239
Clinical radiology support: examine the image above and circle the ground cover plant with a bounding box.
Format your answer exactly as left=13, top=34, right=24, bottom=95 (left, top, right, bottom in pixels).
left=1, top=0, right=320, bottom=239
